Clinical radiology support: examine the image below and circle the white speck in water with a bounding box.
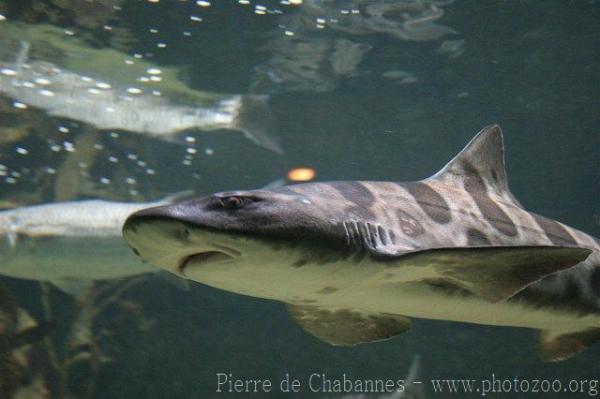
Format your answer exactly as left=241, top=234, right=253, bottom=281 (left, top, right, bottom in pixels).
left=50, top=144, right=61, bottom=152
left=40, top=89, right=55, bottom=97
left=301, top=199, right=312, bottom=205
left=316, top=17, right=326, bottom=24
left=0, top=14, right=6, bottom=21
left=239, top=0, right=250, bottom=4
left=129, top=189, right=139, bottom=196
left=150, top=76, right=162, bottom=82
left=93, top=143, right=104, bottom=150
left=1, top=68, right=16, bottom=76
left=104, top=25, right=113, bottom=31
left=190, top=15, right=203, bottom=22
left=16, top=147, right=29, bottom=155
left=137, top=160, right=147, bottom=167
left=10, top=171, right=20, bottom=177
left=105, top=107, right=115, bottom=113
left=81, top=76, right=93, bottom=82
left=284, top=30, right=294, bottom=36
left=100, top=177, right=111, bottom=184
left=183, top=31, right=192, bottom=37
left=96, top=82, right=111, bottom=89
left=126, top=177, right=137, bottom=185
left=205, top=148, right=214, bottom=155
left=196, top=0, right=211, bottom=6
left=110, top=132, right=119, bottom=138
left=22, top=81, right=35, bottom=88
left=147, top=68, right=162, bottom=75
left=185, top=136, right=196, bottom=143
left=88, top=88, right=101, bottom=95
left=146, top=168, right=155, bottom=175
left=149, top=28, right=159, bottom=34
left=152, top=90, right=162, bottom=96
left=78, top=162, right=87, bottom=169
left=63, top=141, right=75, bottom=152
left=34, top=78, right=51, bottom=85
left=186, top=147, right=197, bottom=154
left=13, top=102, right=27, bottom=109
left=157, top=42, right=167, bottom=48
left=125, top=59, right=135, bottom=65
left=0, top=170, right=6, bottom=177
left=127, top=87, right=142, bottom=94
left=108, top=156, right=119, bottom=163
left=192, top=172, right=200, bottom=179
left=5, top=177, right=16, bottom=184
left=46, top=167, right=56, bottom=175
left=64, top=29, right=75, bottom=36
left=139, top=76, right=150, bottom=82
left=134, top=53, right=143, bottom=59
left=128, top=153, right=138, bottom=160
left=0, top=164, right=6, bottom=170
left=58, top=126, right=70, bottom=133
left=183, top=159, right=192, bottom=166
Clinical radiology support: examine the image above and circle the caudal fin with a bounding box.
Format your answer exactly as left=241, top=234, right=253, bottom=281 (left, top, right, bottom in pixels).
left=231, top=95, right=283, bottom=154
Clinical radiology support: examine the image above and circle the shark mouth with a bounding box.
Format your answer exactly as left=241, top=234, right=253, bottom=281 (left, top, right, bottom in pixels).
left=177, top=248, right=239, bottom=275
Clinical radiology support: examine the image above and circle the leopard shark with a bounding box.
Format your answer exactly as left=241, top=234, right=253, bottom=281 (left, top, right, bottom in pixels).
left=122, top=125, right=600, bottom=362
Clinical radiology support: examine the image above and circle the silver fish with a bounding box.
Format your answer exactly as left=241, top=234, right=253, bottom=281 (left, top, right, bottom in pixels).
left=122, top=125, right=600, bottom=362
left=0, top=42, right=281, bottom=153
left=0, top=193, right=189, bottom=296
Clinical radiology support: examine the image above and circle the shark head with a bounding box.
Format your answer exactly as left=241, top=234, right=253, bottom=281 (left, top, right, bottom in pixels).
left=122, top=188, right=353, bottom=298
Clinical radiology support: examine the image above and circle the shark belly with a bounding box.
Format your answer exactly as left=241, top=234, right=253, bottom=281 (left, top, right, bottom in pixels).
left=182, top=248, right=600, bottom=334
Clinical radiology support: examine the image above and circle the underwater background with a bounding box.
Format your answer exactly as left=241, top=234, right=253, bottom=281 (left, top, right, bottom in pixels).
left=0, top=0, right=598, bottom=398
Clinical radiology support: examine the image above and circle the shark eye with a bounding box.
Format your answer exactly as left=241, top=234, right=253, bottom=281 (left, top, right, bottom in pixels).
left=219, top=196, right=246, bottom=209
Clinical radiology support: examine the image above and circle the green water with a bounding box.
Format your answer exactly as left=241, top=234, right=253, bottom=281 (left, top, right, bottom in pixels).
left=0, top=1, right=598, bottom=398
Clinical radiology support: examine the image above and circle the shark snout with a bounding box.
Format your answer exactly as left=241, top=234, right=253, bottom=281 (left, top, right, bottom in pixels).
left=123, top=204, right=243, bottom=277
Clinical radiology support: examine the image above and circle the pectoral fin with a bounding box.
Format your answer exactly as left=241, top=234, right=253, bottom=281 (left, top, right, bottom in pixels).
left=537, top=328, right=600, bottom=362
left=287, top=304, right=411, bottom=346
left=50, top=278, right=93, bottom=298
left=385, top=246, right=592, bottom=303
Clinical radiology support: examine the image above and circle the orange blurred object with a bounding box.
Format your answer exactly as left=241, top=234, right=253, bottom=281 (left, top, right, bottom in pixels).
left=287, top=167, right=316, bottom=182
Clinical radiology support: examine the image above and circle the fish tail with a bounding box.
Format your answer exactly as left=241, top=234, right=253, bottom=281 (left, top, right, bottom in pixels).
left=229, top=94, right=283, bottom=154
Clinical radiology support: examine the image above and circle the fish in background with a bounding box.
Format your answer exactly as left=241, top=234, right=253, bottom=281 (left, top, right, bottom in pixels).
left=123, top=125, right=600, bottom=362
left=251, top=0, right=456, bottom=93
left=0, top=192, right=190, bottom=296
left=0, top=42, right=282, bottom=153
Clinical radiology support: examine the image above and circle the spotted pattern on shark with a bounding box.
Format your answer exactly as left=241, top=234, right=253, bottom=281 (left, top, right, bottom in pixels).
left=403, top=182, right=452, bottom=224
left=328, top=181, right=377, bottom=220
left=532, top=214, right=578, bottom=247
left=466, top=228, right=491, bottom=246
left=462, top=161, right=518, bottom=237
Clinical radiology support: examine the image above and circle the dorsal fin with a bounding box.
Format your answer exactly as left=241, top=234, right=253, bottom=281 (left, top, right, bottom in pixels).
left=428, top=125, right=522, bottom=207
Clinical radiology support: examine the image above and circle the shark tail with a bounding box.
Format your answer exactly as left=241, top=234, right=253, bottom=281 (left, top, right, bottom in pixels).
left=229, top=94, right=283, bottom=154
